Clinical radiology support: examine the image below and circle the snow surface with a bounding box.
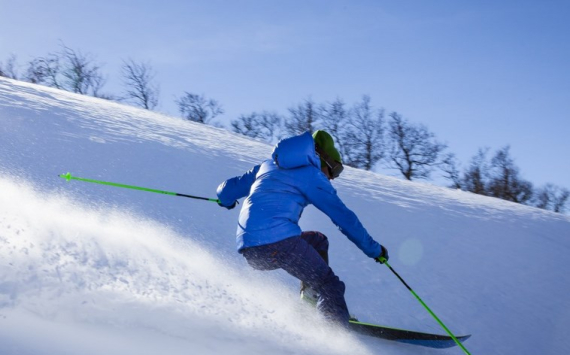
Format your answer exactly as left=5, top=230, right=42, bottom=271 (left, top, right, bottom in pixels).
left=1, top=77, right=570, bottom=354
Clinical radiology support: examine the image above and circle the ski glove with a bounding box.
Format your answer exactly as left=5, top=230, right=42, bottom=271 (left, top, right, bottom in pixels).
left=375, top=245, right=389, bottom=264
left=218, top=200, right=238, bottom=210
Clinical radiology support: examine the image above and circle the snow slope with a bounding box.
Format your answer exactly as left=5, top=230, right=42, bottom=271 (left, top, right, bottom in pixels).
left=1, top=77, right=570, bottom=354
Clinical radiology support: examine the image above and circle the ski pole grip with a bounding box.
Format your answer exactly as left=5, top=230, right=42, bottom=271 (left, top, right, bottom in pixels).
left=60, top=172, right=73, bottom=182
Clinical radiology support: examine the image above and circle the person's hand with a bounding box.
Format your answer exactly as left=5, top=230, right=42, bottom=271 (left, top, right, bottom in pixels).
left=218, top=200, right=238, bottom=210
left=375, top=245, right=389, bottom=264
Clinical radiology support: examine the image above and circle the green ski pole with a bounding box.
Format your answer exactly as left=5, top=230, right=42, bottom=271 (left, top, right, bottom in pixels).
left=59, top=172, right=220, bottom=203
left=379, top=258, right=472, bottom=355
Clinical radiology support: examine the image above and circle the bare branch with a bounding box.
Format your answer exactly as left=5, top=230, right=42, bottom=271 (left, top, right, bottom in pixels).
left=386, top=112, right=446, bottom=180
left=121, top=59, right=160, bottom=109
left=176, top=92, right=224, bottom=123
left=284, top=98, right=319, bottom=136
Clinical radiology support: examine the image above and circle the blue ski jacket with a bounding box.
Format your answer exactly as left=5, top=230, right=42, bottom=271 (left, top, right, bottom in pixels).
left=217, top=131, right=382, bottom=259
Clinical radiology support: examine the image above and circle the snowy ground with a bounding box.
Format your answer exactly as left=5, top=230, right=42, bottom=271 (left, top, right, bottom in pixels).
left=1, top=77, right=570, bottom=354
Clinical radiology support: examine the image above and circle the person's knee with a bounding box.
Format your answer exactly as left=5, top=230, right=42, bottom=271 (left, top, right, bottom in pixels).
left=314, top=231, right=329, bottom=245
left=302, top=231, right=329, bottom=251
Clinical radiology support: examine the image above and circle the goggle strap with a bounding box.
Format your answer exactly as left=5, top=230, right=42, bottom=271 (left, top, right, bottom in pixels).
left=315, top=145, right=333, bottom=168
left=315, top=145, right=343, bottom=178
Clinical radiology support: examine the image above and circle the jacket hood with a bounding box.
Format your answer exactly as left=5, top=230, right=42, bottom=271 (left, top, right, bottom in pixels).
left=271, top=132, right=321, bottom=170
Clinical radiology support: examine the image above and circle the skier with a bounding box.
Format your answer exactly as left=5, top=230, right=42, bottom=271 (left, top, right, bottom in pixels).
left=216, top=130, right=389, bottom=326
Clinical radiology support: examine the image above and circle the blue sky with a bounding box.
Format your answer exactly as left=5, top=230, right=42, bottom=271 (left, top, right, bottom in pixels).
left=1, top=0, right=569, bottom=189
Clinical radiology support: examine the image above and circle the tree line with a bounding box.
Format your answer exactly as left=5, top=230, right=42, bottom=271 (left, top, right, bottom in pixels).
left=2, top=45, right=567, bottom=213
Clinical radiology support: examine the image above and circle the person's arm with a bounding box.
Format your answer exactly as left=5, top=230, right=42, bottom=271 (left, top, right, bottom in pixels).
left=304, top=173, right=382, bottom=258
left=216, top=165, right=260, bottom=208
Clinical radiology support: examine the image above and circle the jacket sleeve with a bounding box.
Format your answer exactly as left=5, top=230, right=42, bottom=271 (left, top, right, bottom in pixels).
left=303, top=173, right=382, bottom=258
left=216, top=165, right=261, bottom=206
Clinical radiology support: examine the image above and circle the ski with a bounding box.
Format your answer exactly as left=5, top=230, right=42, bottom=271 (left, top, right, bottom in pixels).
left=348, top=319, right=471, bottom=349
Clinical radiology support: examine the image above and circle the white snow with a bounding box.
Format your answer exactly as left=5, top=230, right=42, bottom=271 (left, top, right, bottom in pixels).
left=1, top=77, right=569, bottom=354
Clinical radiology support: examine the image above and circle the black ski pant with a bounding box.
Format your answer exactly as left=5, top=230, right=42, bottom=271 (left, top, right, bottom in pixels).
left=241, top=231, right=350, bottom=325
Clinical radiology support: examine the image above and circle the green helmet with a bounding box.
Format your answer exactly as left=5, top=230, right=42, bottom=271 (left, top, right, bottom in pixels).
left=312, top=130, right=341, bottom=163
left=312, top=130, right=344, bottom=178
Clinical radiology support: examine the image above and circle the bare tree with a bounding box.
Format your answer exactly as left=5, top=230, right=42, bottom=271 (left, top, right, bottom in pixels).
left=60, top=45, right=106, bottom=96
left=232, top=113, right=260, bottom=138
left=0, top=54, right=19, bottom=79
left=487, top=146, right=533, bottom=203
left=284, top=98, right=319, bottom=136
left=344, top=95, right=385, bottom=170
left=462, top=148, right=490, bottom=195
left=386, top=112, right=446, bottom=180
left=320, top=98, right=351, bottom=163
left=552, top=189, right=569, bottom=213
left=534, top=184, right=569, bottom=213
left=257, top=111, right=283, bottom=142
left=24, top=55, right=62, bottom=88
left=21, top=45, right=109, bottom=98
left=121, top=59, right=160, bottom=109
left=231, top=111, right=282, bottom=142
left=176, top=92, right=224, bottom=123
left=441, top=152, right=462, bottom=189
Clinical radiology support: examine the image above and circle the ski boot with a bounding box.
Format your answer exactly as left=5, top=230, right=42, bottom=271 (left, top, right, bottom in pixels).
left=300, top=281, right=319, bottom=307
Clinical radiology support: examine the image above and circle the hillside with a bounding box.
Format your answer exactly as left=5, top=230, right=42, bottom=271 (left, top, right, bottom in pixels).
left=1, top=77, right=569, bottom=354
